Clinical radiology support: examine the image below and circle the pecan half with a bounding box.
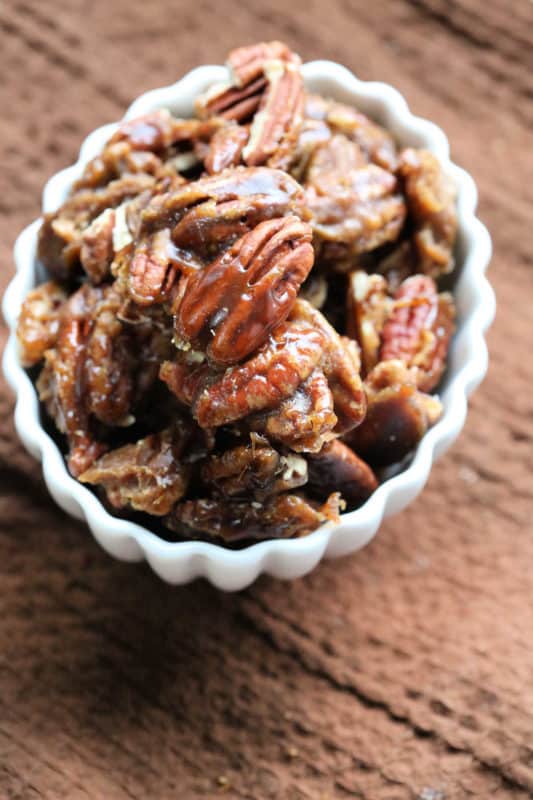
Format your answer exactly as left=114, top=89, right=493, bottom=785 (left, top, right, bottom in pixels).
left=80, top=207, right=116, bottom=284
left=305, top=134, right=367, bottom=184
left=175, top=216, right=314, bottom=365
left=251, top=368, right=337, bottom=453
left=380, top=275, right=455, bottom=392
left=307, top=439, right=378, bottom=508
left=38, top=174, right=156, bottom=279
left=229, top=41, right=300, bottom=87
left=79, top=422, right=193, bottom=515
left=165, top=491, right=340, bottom=543
left=346, top=270, right=391, bottom=374
left=129, top=228, right=176, bottom=305
left=84, top=285, right=135, bottom=426
left=196, top=41, right=299, bottom=123
left=75, top=111, right=223, bottom=190
left=141, top=166, right=305, bottom=234
left=17, top=281, right=67, bottom=367
left=291, top=299, right=367, bottom=434
left=201, top=437, right=308, bottom=500
left=309, top=95, right=398, bottom=172
left=193, top=317, right=324, bottom=427
left=37, top=285, right=107, bottom=476
left=205, top=123, right=249, bottom=174
left=305, top=164, right=406, bottom=263
left=346, top=360, right=443, bottom=467
left=398, top=148, right=457, bottom=277
left=242, top=59, right=304, bottom=170
left=160, top=316, right=325, bottom=428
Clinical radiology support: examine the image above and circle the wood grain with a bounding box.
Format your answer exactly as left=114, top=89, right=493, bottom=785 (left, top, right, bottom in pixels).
left=1, top=0, right=532, bottom=797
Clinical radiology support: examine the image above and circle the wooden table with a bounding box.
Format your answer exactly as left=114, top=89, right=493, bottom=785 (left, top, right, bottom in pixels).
left=1, top=1, right=532, bottom=797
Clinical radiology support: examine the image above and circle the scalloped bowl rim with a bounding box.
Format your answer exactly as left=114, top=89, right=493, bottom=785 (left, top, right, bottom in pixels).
left=2, top=60, right=495, bottom=589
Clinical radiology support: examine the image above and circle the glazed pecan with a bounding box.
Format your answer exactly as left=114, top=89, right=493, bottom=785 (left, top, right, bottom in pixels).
left=141, top=166, right=304, bottom=234
left=291, top=299, right=367, bottom=434
left=37, top=285, right=107, bottom=477
left=84, top=285, right=135, bottom=426
left=205, top=123, right=249, bottom=174
left=315, top=95, right=398, bottom=172
left=305, top=134, right=367, bottom=184
left=194, top=317, right=324, bottom=427
left=229, top=41, right=300, bottom=87
left=196, top=41, right=299, bottom=123
left=380, top=275, right=455, bottom=392
left=166, top=491, right=341, bottom=542
left=129, top=228, right=175, bottom=305
left=175, top=216, right=314, bottom=365
left=75, top=111, right=224, bottom=190
left=201, top=436, right=308, bottom=500
left=16, top=281, right=67, bottom=367
left=80, top=207, right=116, bottom=284
left=346, top=270, right=391, bottom=374
left=242, top=59, right=304, bottom=170
left=160, top=316, right=325, bottom=428
left=250, top=368, right=337, bottom=453
left=38, top=174, right=155, bottom=279
left=346, top=360, right=442, bottom=467
left=79, top=422, right=193, bottom=515
left=307, top=439, right=378, bottom=508
left=398, top=148, right=457, bottom=277
left=305, top=164, right=406, bottom=263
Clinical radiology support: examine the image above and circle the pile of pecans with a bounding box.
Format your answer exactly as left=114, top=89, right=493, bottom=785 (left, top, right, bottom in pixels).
left=16, top=42, right=457, bottom=543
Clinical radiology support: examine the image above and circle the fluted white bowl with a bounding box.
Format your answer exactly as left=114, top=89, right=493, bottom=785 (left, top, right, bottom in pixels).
left=2, top=61, right=495, bottom=589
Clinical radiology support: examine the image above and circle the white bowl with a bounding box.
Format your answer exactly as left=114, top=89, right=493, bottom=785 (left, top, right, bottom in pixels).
left=2, top=61, right=495, bottom=590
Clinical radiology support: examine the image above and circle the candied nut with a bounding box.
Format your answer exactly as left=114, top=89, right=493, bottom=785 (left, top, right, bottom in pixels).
left=37, top=285, right=107, bottom=476
left=129, top=228, right=176, bottom=305
left=201, top=438, right=308, bottom=500
left=346, top=359, right=443, bottom=467
left=141, top=166, right=305, bottom=233
left=291, top=299, right=367, bottom=434
left=166, top=491, right=340, bottom=542
left=80, top=207, right=116, bottom=283
left=242, top=59, right=304, bottom=170
left=305, top=134, right=367, bottom=184
left=205, top=123, right=249, bottom=174
left=305, top=164, right=407, bottom=261
left=159, top=357, right=211, bottom=407
left=228, top=41, right=300, bottom=87
left=251, top=369, right=337, bottom=453
left=79, top=422, right=193, bottom=515
left=84, top=285, right=135, bottom=426
left=110, top=109, right=179, bottom=152
left=380, top=275, right=455, bottom=392
left=346, top=270, right=391, bottom=374
left=307, top=439, right=378, bottom=508
left=323, top=98, right=398, bottom=172
left=196, top=76, right=266, bottom=123
left=16, top=281, right=67, bottom=367
left=175, top=216, right=314, bottom=365
left=38, top=174, right=156, bottom=279
left=75, top=111, right=222, bottom=190
left=196, top=41, right=299, bottom=123
left=185, top=318, right=325, bottom=428
left=398, top=148, right=457, bottom=277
